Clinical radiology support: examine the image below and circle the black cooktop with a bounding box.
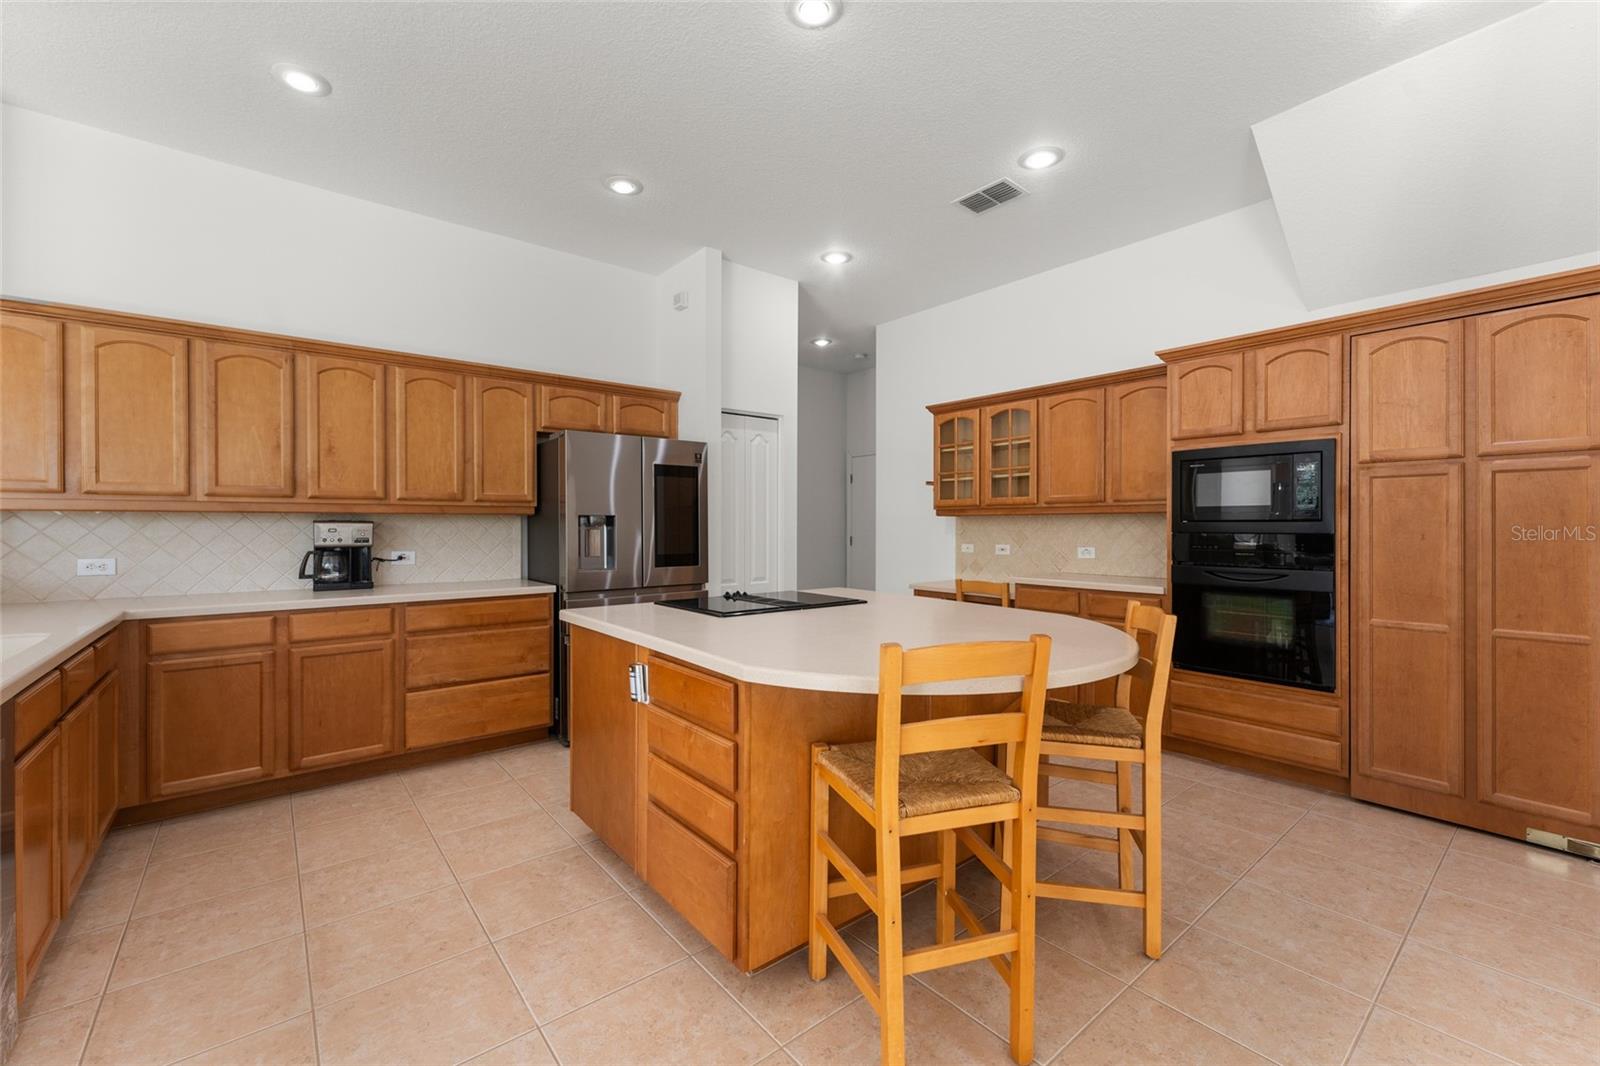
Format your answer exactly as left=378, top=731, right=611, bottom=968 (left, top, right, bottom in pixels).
left=658, top=590, right=867, bottom=617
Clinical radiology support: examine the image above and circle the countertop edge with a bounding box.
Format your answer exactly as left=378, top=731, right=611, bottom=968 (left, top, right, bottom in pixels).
left=910, top=574, right=1166, bottom=597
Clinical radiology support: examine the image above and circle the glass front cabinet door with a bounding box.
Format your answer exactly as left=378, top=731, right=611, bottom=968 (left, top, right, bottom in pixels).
left=933, top=409, right=979, bottom=508
left=982, top=400, right=1037, bottom=506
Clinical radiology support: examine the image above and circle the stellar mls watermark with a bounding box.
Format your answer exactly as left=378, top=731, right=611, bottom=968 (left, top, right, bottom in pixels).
left=1509, top=524, right=1598, bottom=542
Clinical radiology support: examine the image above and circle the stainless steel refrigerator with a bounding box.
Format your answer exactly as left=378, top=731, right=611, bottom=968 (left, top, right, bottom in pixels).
left=525, top=431, right=708, bottom=739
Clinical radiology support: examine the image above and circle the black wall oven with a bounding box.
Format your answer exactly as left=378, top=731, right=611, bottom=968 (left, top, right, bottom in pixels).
left=1173, top=438, right=1334, bottom=535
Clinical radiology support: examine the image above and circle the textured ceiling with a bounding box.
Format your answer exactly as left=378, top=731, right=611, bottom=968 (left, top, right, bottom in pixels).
left=0, top=1, right=1536, bottom=371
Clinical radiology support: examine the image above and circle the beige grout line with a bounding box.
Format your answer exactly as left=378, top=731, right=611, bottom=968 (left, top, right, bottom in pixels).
left=69, top=818, right=159, bottom=1066
left=288, top=778, right=324, bottom=1066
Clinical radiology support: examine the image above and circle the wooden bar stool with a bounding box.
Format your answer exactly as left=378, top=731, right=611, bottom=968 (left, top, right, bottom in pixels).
left=1030, top=602, right=1176, bottom=959
left=954, top=578, right=1012, bottom=607
left=808, top=635, right=1052, bottom=1066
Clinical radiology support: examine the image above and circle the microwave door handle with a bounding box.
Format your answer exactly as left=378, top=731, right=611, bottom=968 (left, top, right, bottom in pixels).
left=1202, top=569, right=1287, bottom=583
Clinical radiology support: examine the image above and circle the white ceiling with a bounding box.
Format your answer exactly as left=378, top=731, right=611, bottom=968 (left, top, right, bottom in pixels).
left=0, top=1, right=1537, bottom=372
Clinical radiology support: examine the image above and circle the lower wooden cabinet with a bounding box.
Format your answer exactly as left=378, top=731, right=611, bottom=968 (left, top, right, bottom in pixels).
left=405, top=674, right=551, bottom=750
left=146, top=650, right=277, bottom=797
left=289, top=639, right=396, bottom=770
left=14, top=727, right=62, bottom=1003
left=60, top=697, right=99, bottom=906
left=568, top=625, right=641, bottom=865
left=94, top=672, right=120, bottom=837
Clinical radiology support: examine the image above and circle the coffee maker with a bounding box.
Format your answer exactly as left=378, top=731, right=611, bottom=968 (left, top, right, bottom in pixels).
left=298, top=521, right=375, bottom=590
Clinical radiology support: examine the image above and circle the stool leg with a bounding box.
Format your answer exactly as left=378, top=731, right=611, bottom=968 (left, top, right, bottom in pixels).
left=1006, top=811, right=1036, bottom=1065
left=808, top=749, right=829, bottom=980
left=1116, top=762, right=1134, bottom=891
left=1143, top=755, right=1163, bottom=960
left=997, top=819, right=1014, bottom=931
left=936, top=828, right=956, bottom=945
left=877, top=827, right=906, bottom=1066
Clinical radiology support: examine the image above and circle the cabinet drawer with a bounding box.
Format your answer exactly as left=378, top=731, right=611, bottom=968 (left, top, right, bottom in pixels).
left=405, top=674, right=552, bottom=749
left=288, top=607, right=394, bottom=643
left=1169, top=674, right=1343, bottom=738
left=646, top=803, right=736, bottom=958
left=60, top=644, right=98, bottom=707
left=648, top=707, right=737, bottom=793
left=913, top=589, right=956, bottom=601
left=13, top=672, right=63, bottom=757
left=147, top=615, right=275, bottom=656
left=648, top=754, right=736, bottom=853
left=1169, top=708, right=1345, bottom=774
left=1014, top=585, right=1078, bottom=615
left=405, top=625, right=549, bottom=688
left=404, top=596, right=551, bottom=633
left=93, top=628, right=121, bottom=678
left=646, top=655, right=736, bottom=737
left=1084, top=592, right=1159, bottom=622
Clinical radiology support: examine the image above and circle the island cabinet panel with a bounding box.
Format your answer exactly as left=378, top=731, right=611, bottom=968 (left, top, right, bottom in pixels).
left=1472, top=296, right=1600, bottom=456
left=645, top=654, right=737, bottom=737
left=648, top=755, right=737, bottom=853
left=301, top=353, right=387, bottom=500
left=146, top=650, right=277, bottom=797
left=1169, top=351, right=1245, bottom=440
left=568, top=626, right=642, bottom=865
left=197, top=341, right=296, bottom=498
left=15, top=727, right=62, bottom=1003
left=0, top=312, right=65, bottom=493
left=288, top=639, right=396, bottom=770
left=539, top=384, right=611, bottom=432
left=75, top=323, right=191, bottom=496
left=392, top=366, right=467, bottom=502
left=1105, top=378, right=1168, bottom=504
left=1039, top=388, right=1105, bottom=504
left=1353, top=321, right=1464, bottom=463
left=646, top=803, right=737, bottom=958
left=647, top=706, right=736, bottom=793
left=472, top=377, right=537, bottom=505
left=1252, top=334, right=1344, bottom=432
left=611, top=393, right=675, bottom=438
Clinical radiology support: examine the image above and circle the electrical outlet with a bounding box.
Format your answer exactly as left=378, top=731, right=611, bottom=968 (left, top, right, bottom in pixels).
left=1077, top=546, right=1097, bottom=560
left=77, top=558, right=116, bottom=577
left=994, top=544, right=1012, bottom=556
left=389, top=550, right=417, bottom=566
left=960, top=543, right=975, bottom=554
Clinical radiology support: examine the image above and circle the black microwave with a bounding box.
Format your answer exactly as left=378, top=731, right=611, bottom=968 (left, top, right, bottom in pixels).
left=1173, top=439, right=1335, bottom=535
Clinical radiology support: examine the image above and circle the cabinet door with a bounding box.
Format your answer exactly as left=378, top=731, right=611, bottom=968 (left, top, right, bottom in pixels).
left=1039, top=388, right=1104, bottom=504
left=301, top=354, right=386, bottom=500
left=1353, top=321, right=1464, bottom=463
left=1475, top=455, right=1600, bottom=827
left=1473, top=296, right=1600, bottom=456
left=147, top=651, right=276, bottom=797
left=60, top=696, right=98, bottom=906
left=95, top=672, right=119, bottom=838
left=197, top=341, right=295, bottom=498
left=289, top=639, right=396, bottom=770
left=1353, top=463, right=1465, bottom=796
left=392, top=366, right=467, bottom=502
left=75, top=323, right=190, bottom=495
left=932, top=410, right=979, bottom=508
left=1252, top=335, right=1343, bottom=432
left=472, top=376, right=536, bottom=505
left=1106, top=378, right=1168, bottom=504
left=568, top=626, right=640, bottom=865
left=611, top=393, right=674, bottom=437
left=539, top=384, right=611, bottom=432
left=1169, top=352, right=1245, bottom=440
left=981, top=400, right=1037, bottom=506
left=15, top=729, right=62, bottom=1003
left=0, top=313, right=65, bottom=493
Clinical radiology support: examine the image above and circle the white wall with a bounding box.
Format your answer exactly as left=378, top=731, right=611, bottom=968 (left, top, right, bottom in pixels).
left=875, top=199, right=1599, bottom=596
left=797, top=366, right=847, bottom=588
left=846, top=367, right=876, bottom=460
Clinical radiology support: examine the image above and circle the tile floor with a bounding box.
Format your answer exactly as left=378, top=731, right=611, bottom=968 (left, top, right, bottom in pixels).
left=10, top=742, right=1599, bottom=1065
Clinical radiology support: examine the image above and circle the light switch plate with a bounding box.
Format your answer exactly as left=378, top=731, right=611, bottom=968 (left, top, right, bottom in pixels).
left=994, top=544, right=1012, bottom=556
left=1077, top=546, right=1096, bottom=560
left=77, top=557, right=116, bottom=576
left=960, top=543, right=975, bottom=554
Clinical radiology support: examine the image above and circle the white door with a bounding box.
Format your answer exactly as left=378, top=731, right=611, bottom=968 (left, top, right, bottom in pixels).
left=847, top=453, right=876, bottom=590
left=718, top=412, right=782, bottom=595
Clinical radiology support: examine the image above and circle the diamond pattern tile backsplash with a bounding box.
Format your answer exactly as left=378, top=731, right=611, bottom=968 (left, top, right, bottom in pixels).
left=955, top=514, right=1165, bottom=580
left=0, top=511, right=523, bottom=602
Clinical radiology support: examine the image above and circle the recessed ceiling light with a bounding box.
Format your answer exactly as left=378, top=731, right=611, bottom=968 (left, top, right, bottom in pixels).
left=789, top=0, right=842, bottom=29
left=605, top=176, right=643, bottom=196
left=820, top=250, right=853, bottom=265
left=811, top=337, right=835, bottom=348
left=1018, top=146, right=1064, bottom=170
left=271, top=63, right=331, bottom=97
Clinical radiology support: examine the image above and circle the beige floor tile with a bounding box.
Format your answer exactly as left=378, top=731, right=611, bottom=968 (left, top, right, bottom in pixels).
left=1134, top=928, right=1369, bottom=1064
left=542, top=957, right=777, bottom=1066
left=436, top=809, right=575, bottom=881
left=1449, top=828, right=1600, bottom=890
left=92, top=824, right=157, bottom=878
left=494, top=741, right=569, bottom=779
left=414, top=779, right=543, bottom=835
left=82, top=935, right=310, bottom=1066
left=1165, top=782, right=1306, bottom=836
left=1196, top=881, right=1402, bottom=998
left=132, top=834, right=297, bottom=918
left=401, top=752, right=513, bottom=800
left=1158, top=805, right=1281, bottom=876
left=1310, top=793, right=1457, bottom=846
left=1378, top=941, right=1600, bottom=1065
left=315, top=945, right=535, bottom=1066
left=289, top=774, right=413, bottom=827
left=496, top=895, right=684, bottom=1022
left=109, top=877, right=304, bottom=990
left=1161, top=753, right=1236, bottom=785
left=55, top=865, right=142, bottom=937
left=517, top=766, right=570, bottom=807
left=1409, top=888, right=1600, bottom=1004
left=631, top=884, right=713, bottom=954
left=583, top=839, right=645, bottom=892
left=917, top=935, right=1123, bottom=1062
left=542, top=803, right=599, bottom=845
left=1203, top=768, right=1330, bottom=811
left=1244, top=842, right=1428, bottom=933
left=463, top=846, right=623, bottom=940
left=1278, top=813, right=1445, bottom=883
left=843, top=884, right=942, bottom=955
left=299, top=839, right=456, bottom=928
left=1430, top=849, right=1600, bottom=937
left=1035, top=894, right=1184, bottom=983
left=464, top=1030, right=560, bottom=1065
left=756, top=1051, right=800, bottom=1066
left=21, top=925, right=121, bottom=1016
left=1347, top=1007, right=1513, bottom=1065
left=696, top=944, right=863, bottom=1044
left=307, top=883, right=489, bottom=1005
left=149, top=798, right=293, bottom=863
left=784, top=979, right=1012, bottom=1065
left=8, top=999, right=100, bottom=1066
left=1056, top=988, right=1271, bottom=1065
left=178, top=1014, right=319, bottom=1065
left=1057, top=848, right=1236, bottom=925
left=293, top=804, right=434, bottom=872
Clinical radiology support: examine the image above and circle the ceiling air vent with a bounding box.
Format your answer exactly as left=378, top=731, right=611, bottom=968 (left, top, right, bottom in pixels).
left=955, top=178, right=1027, bottom=214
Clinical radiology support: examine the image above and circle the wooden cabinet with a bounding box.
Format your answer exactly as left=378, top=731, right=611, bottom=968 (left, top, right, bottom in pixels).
left=302, top=354, right=387, bottom=500
left=289, top=639, right=396, bottom=770
left=14, top=727, right=61, bottom=1003
left=391, top=366, right=466, bottom=502
left=197, top=341, right=296, bottom=498
left=94, top=671, right=119, bottom=837
left=933, top=409, right=979, bottom=508
left=146, top=650, right=277, bottom=797
left=1472, top=296, right=1600, bottom=456
left=74, top=323, right=190, bottom=495
left=60, top=696, right=98, bottom=906
left=612, top=393, right=675, bottom=437
left=472, top=377, right=537, bottom=506
left=568, top=625, right=641, bottom=864
left=540, top=384, right=611, bottom=432
left=1169, top=352, right=1245, bottom=440
left=1106, top=378, right=1168, bottom=503
left=1252, top=335, right=1343, bottom=432
left=981, top=400, right=1036, bottom=505
left=1, top=312, right=65, bottom=493
left=1039, top=388, right=1104, bottom=504
left=1353, top=321, right=1464, bottom=463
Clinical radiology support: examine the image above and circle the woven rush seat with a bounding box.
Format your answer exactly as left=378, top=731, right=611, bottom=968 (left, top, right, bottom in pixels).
left=1042, top=700, right=1144, bottom=748
left=817, top=741, right=1021, bottom=818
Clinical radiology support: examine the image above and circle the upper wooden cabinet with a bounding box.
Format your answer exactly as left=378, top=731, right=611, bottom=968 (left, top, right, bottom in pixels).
left=1253, top=335, right=1343, bottom=432
left=540, top=384, right=611, bottom=432
left=1353, top=321, right=1464, bottom=463
left=391, top=367, right=467, bottom=502
left=472, top=377, right=537, bottom=505
left=74, top=323, right=190, bottom=495
left=611, top=393, right=675, bottom=437
left=1169, top=352, right=1245, bottom=440
left=197, top=341, right=296, bottom=498
left=1106, top=378, right=1168, bottom=504
left=1039, top=389, right=1104, bottom=504
left=1472, top=295, right=1600, bottom=456
left=981, top=400, right=1037, bottom=506
left=301, top=354, right=387, bottom=501
left=933, top=409, right=979, bottom=509
left=0, top=313, right=65, bottom=493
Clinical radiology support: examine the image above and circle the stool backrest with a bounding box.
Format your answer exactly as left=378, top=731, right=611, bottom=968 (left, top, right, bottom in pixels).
left=1116, top=603, right=1178, bottom=739
left=954, top=579, right=1013, bottom=608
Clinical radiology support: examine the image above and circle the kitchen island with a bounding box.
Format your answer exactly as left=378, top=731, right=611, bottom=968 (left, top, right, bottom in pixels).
left=560, top=589, right=1137, bottom=971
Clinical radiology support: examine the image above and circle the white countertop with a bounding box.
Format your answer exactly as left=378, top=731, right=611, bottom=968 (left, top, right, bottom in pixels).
left=910, top=572, right=1166, bottom=597
left=0, top=580, right=556, bottom=703
left=560, top=588, right=1138, bottom=695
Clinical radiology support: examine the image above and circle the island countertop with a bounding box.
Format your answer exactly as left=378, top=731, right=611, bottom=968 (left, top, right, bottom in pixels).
left=559, top=587, right=1138, bottom=695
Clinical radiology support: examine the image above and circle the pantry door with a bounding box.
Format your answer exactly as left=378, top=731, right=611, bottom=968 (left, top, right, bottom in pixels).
left=718, top=412, right=782, bottom=596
